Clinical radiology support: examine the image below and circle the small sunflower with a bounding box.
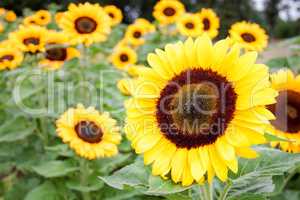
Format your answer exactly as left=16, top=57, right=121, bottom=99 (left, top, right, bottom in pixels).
left=267, top=69, right=300, bottom=153
left=229, top=21, right=268, bottom=52
left=0, top=46, right=23, bottom=70
left=124, top=24, right=146, bottom=46
left=125, top=35, right=277, bottom=186
left=0, top=8, right=6, bottom=16
left=198, top=8, right=220, bottom=39
left=104, top=5, right=123, bottom=26
left=117, top=78, right=136, bottom=96
left=39, top=32, right=80, bottom=70
left=111, top=46, right=137, bottom=69
left=177, top=13, right=203, bottom=37
left=55, top=12, right=64, bottom=24
left=5, top=10, right=17, bottom=22
left=0, top=23, right=3, bottom=33
left=153, top=0, right=185, bottom=25
left=34, top=10, right=52, bottom=26
left=56, top=104, right=121, bottom=160
left=134, top=18, right=156, bottom=33
left=9, top=25, right=47, bottom=53
left=23, top=15, right=39, bottom=26
left=58, top=2, right=111, bottom=46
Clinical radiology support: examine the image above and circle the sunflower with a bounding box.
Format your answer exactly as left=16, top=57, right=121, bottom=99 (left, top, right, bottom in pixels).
left=177, top=13, right=203, bottom=37
left=229, top=21, right=268, bottom=52
left=55, top=12, right=64, bottom=24
left=34, top=10, right=52, bottom=26
left=9, top=25, right=47, bottom=53
left=104, top=5, right=123, bottom=26
left=117, top=78, right=136, bottom=96
left=0, top=46, right=23, bottom=70
left=58, top=2, right=111, bottom=46
left=39, top=32, right=80, bottom=70
left=153, top=0, right=185, bottom=25
left=125, top=35, right=277, bottom=186
left=198, top=8, right=220, bottom=39
left=134, top=18, right=156, bottom=33
left=267, top=69, right=300, bottom=153
left=56, top=104, right=121, bottom=160
left=0, top=8, right=6, bottom=16
left=124, top=24, right=147, bottom=46
left=0, top=23, right=3, bottom=33
left=23, top=15, right=39, bottom=26
left=5, top=10, right=17, bottom=22
left=111, top=46, right=137, bottom=69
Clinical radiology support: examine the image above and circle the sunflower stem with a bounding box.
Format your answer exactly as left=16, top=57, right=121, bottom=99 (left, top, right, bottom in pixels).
left=79, top=159, right=91, bottom=200
left=218, top=182, right=232, bottom=200
left=199, top=181, right=214, bottom=200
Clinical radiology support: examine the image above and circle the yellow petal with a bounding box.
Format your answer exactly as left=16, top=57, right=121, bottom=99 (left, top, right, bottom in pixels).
left=215, top=137, right=235, bottom=161
left=195, top=35, right=213, bottom=69
left=208, top=145, right=228, bottom=182
left=235, top=147, right=258, bottom=159
left=171, top=148, right=188, bottom=183
left=188, top=148, right=206, bottom=182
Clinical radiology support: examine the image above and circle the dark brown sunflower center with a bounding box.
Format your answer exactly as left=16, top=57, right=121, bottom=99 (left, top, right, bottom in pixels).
left=163, top=7, right=176, bottom=16
left=185, top=22, right=195, bottom=29
left=241, top=33, right=256, bottom=43
left=268, top=90, right=300, bottom=133
left=75, top=17, right=97, bottom=34
left=23, top=37, right=40, bottom=46
left=0, top=55, right=14, bottom=62
left=108, top=13, right=115, bottom=18
left=120, top=53, right=129, bottom=62
left=156, top=69, right=237, bottom=149
left=203, top=18, right=210, bottom=30
left=133, top=31, right=142, bottom=38
left=75, top=121, right=103, bottom=143
left=40, top=16, right=45, bottom=19
left=45, top=47, right=67, bottom=61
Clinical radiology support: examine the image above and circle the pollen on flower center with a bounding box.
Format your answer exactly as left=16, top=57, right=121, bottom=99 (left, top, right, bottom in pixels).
left=203, top=18, right=210, bottom=30
left=75, top=16, right=97, bottom=34
left=241, top=33, right=256, bottom=43
left=0, top=55, right=14, bottom=62
left=120, top=53, right=129, bottom=62
left=185, top=22, right=195, bottom=29
left=163, top=7, right=176, bottom=16
left=23, top=37, right=40, bottom=45
left=46, top=47, right=67, bottom=61
left=156, top=69, right=237, bottom=149
left=75, top=121, right=103, bottom=143
left=268, top=90, right=300, bottom=133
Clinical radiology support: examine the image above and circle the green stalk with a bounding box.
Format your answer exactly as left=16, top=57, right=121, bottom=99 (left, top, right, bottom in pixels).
left=80, top=159, right=91, bottom=200
left=218, top=182, right=232, bottom=200
left=199, top=181, right=214, bottom=200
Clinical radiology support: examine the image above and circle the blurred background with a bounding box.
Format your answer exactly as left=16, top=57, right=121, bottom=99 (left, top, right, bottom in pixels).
left=0, top=0, right=300, bottom=39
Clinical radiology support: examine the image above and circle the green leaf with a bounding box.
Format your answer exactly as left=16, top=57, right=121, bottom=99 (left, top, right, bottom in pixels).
left=45, top=144, right=74, bottom=157
left=0, top=127, right=35, bottom=142
left=67, top=174, right=104, bottom=192
left=24, top=182, right=61, bottom=200
left=264, top=132, right=293, bottom=142
left=99, top=158, right=149, bottom=190
left=226, top=147, right=300, bottom=199
left=146, top=176, right=191, bottom=196
left=32, top=160, right=79, bottom=178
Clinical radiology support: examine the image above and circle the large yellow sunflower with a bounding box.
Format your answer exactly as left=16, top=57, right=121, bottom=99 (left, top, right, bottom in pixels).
left=58, top=2, right=111, bottom=46
left=177, top=13, right=203, bottom=37
left=267, top=69, right=300, bottom=153
left=111, top=46, right=137, bottom=69
left=153, top=0, right=185, bottom=25
left=9, top=25, right=47, bottom=53
left=56, top=104, right=121, bottom=160
left=229, top=21, right=268, bottom=52
left=124, top=24, right=147, bottom=46
left=33, top=10, right=52, bottom=26
left=125, top=35, right=277, bottom=186
left=0, top=45, right=23, bottom=70
left=39, top=31, right=80, bottom=70
left=104, top=5, right=123, bottom=26
left=198, top=8, right=220, bottom=39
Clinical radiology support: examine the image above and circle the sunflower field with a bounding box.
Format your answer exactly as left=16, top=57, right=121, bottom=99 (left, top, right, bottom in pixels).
left=0, top=1, right=300, bottom=200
